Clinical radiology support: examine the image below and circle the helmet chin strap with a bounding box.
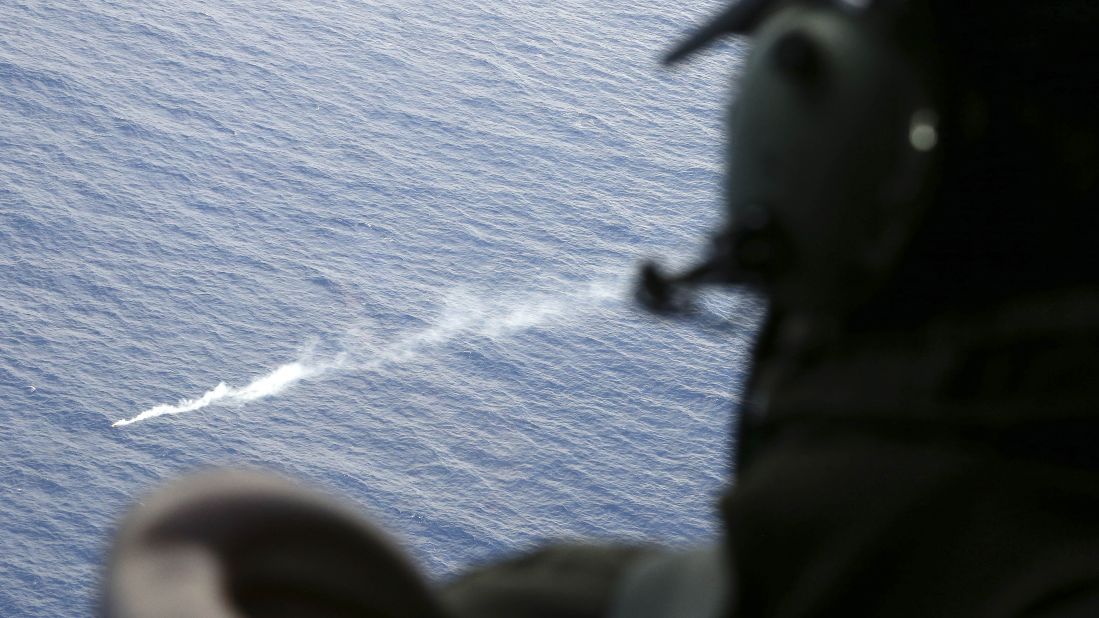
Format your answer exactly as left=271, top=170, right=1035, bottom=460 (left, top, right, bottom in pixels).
left=634, top=223, right=743, bottom=315
left=636, top=204, right=786, bottom=315
left=635, top=258, right=726, bottom=315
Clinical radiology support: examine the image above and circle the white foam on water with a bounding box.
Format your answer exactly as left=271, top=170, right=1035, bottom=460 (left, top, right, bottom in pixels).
left=112, top=278, right=627, bottom=427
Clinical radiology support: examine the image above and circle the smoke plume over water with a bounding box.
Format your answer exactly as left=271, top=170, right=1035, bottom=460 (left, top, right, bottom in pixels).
left=112, top=279, right=623, bottom=427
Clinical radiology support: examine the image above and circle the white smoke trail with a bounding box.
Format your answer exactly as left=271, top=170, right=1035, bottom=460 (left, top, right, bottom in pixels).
left=112, top=278, right=626, bottom=428
left=112, top=362, right=319, bottom=427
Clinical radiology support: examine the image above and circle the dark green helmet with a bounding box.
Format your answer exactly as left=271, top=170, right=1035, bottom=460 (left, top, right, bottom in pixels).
left=718, top=1, right=942, bottom=314
left=640, top=0, right=1099, bottom=323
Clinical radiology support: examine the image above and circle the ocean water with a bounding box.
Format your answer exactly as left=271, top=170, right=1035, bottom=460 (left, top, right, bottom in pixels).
left=0, top=0, right=760, bottom=614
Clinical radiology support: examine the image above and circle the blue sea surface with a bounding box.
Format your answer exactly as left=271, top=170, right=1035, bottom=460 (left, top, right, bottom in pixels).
left=0, top=0, right=760, bottom=614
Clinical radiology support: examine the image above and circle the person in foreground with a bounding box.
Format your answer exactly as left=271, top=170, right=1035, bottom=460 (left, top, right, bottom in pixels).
left=103, top=0, right=1099, bottom=616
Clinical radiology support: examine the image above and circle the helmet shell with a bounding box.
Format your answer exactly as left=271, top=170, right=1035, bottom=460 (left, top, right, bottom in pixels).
left=725, top=3, right=940, bottom=314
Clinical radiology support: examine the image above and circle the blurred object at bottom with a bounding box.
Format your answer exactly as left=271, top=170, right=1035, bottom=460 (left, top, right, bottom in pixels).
left=103, top=470, right=445, bottom=618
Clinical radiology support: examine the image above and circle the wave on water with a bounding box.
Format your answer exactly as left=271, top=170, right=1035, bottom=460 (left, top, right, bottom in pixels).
left=112, top=278, right=625, bottom=427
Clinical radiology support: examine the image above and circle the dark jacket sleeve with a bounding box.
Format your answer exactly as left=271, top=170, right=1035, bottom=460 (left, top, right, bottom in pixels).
left=441, top=544, right=653, bottom=618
